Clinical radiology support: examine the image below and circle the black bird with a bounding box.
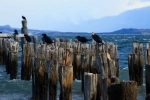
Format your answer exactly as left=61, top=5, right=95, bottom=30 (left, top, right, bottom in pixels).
left=92, top=32, right=104, bottom=44
left=14, top=29, right=18, bottom=35
left=24, top=34, right=31, bottom=42
left=42, top=33, right=53, bottom=44
left=22, top=16, right=26, bottom=20
left=76, top=36, right=91, bottom=43
left=0, top=32, right=2, bottom=33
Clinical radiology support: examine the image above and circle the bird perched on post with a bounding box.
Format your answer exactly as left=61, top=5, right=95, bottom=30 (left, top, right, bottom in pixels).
left=42, top=33, right=53, bottom=44
left=76, top=36, right=91, bottom=43
left=92, top=32, right=104, bottom=44
left=14, top=29, right=18, bottom=35
left=24, top=34, right=31, bottom=43
left=22, top=15, right=26, bottom=20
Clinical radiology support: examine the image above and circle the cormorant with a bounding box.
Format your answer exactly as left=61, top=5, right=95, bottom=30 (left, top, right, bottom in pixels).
left=22, top=16, right=26, bottom=20
left=76, top=36, right=91, bottom=43
left=24, top=34, right=31, bottom=42
left=92, top=32, right=104, bottom=44
left=42, top=33, right=53, bottom=44
left=14, top=29, right=18, bottom=35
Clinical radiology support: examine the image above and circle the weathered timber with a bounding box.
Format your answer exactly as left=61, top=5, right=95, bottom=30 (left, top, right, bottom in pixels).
left=21, top=43, right=34, bottom=80
left=31, top=57, right=36, bottom=100
left=145, top=44, right=150, bottom=94
left=128, top=53, right=143, bottom=86
left=2, top=38, right=7, bottom=65
left=21, top=18, right=28, bottom=34
left=59, top=48, right=73, bottom=100
left=107, top=42, right=119, bottom=77
left=37, top=59, right=48, bottom=100
left=100, top=76, right=108, bottom=100
left=108, top=83, right=121, bottom=100
left=133, top=43, right=143, bottom=54
left=146, top=94, right=150, bottom=100
left=33, top=36, right=38, bottom=52
left=34, top=44, right=48, bottom=100
left=81, top=44, right=90, bottom=92
left=47, top=49, right=58, bottom=100
left=5, top=39, right=12, bottom=74
left=72, top=41, right=81, bottom=80
left=84, top=72, right=97, bottom=100
left=0, top=38, right=3, bottom=63
left=89, top=43, right=97, bottom=73
left=120, top=81, right=137, bottom=100
left=9, top=41, right=19, bottom=79
left=14, top=34, right=19, bottom=42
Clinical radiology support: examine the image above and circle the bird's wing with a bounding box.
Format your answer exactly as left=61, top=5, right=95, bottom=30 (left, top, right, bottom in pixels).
left=95, top=34, right=102, bottom=41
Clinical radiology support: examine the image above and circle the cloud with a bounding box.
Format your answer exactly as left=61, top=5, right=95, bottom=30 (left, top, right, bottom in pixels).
left=1, top=0, right=150, bottom=30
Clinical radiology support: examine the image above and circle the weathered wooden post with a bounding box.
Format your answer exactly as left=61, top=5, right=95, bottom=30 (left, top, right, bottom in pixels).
left=21, top=17, right=28, bottom=51
left=2, top=38, right=7, bottom=65
left=108, top=83, right=121, bottom=100
left=47, top=48, right=58, bottom=100
left=21, top=43, right=34, bottom=80
left=128, top=43, right=143, bottom=86
left=89, top=43, right=97, bottom=73
left=146, top=94, right=150, bottom=100
left=9, top=41, right=19, bottom=79
left=0, top=38, right=3, bottom=64
left=107, top=76, right=121, bottom=100
left=81, top=44, right=90, bottom=92
left=59, top=48, right=73, bottom=100
left=106, top=42, right=119, bottom=77
left=72, top=41, right=81, bottom=80
left=120, top=81, right=137, bottom=100
left=33, top=36, right=38, bottom=52
left=84, top=72, right=98, bottom=100
left=34, top=44, right=48, bottom=100
left=14, top=34, right=19, bottom=42
left=5, top=39, right=11, bottom=74
left=100, top=76, right=108, bottom=100
left=145, top=43, right=150, bottom=95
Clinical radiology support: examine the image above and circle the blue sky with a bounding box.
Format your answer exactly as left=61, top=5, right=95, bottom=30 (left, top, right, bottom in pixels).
left=1, top=0, right=150, bottom=31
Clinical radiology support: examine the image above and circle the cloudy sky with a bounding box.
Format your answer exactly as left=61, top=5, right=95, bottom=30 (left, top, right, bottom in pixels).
left=1, top=0, right=150, bottom=31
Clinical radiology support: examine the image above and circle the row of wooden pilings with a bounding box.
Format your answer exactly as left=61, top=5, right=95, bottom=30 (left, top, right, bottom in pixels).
left=0, top=35, right=149, bottom=100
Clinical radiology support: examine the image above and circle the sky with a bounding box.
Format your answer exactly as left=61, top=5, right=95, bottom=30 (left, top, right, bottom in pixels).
left=1, top=0, right=150, bottom=32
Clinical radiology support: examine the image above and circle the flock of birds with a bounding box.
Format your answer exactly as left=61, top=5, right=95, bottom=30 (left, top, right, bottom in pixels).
left=23, top=32, right=105, bottom=45
left=1, top=16, right=105, bottom=45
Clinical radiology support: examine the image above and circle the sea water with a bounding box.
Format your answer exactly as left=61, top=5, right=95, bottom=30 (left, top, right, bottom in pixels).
left=0, top=33, right=149, bottom=100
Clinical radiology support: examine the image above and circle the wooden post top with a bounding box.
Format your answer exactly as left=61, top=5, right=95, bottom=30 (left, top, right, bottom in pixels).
left=0, top=33, right=32, bottom=38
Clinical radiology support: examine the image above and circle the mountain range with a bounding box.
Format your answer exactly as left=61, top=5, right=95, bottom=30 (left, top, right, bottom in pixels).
left=1, top=6, right=150, bottom=33
left=76, top=6, right=150, bottom=32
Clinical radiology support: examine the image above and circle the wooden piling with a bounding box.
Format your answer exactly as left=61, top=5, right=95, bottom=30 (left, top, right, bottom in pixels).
left=33, top=36, right=38, bottom=52
left=9, top=41, right=19, bottom=79
left=47, top=49, right=58, bottom=100
left=72, top=41, right=81, bottom=80
left=5, top=39, right=11, bottom=74
left=108, top=83, right=121, bottom=100
left=120, top=81, right=137, bottom=100
left=0, top=38, right=3, bottom=64
left=59, top=48, right=73, bottom=100
left=21, top=43, right=34, bottom=80
left=89, top=43, right=97, bottom=73
left=128, top=53, right=143, bottom=86
left=84, top=72, right=97, bottom=100
left=146, top=94, right=150, bottom=100
left=34, top=44, right=48, bottom=100
left=81, top=44, right=90, bottom=92
left=145, top=44, right=150, bottom=95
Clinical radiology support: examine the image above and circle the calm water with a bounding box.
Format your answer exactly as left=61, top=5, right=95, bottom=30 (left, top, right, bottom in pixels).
left=0, top=33, right=150, bottom=100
